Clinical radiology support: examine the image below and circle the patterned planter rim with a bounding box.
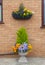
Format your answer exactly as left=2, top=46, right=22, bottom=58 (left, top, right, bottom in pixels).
left=18, top=51, right=28, bottom=56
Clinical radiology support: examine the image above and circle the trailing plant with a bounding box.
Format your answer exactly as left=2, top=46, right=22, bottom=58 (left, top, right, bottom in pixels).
left=19, top=3, right=25, bottom=12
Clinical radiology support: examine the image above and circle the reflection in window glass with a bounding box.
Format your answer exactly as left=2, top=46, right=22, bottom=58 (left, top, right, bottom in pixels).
left=44, top=0, right=45, bottom=25
left=0, top=5, right=1, bottom=22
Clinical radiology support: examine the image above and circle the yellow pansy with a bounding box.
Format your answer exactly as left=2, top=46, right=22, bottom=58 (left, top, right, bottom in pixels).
left=27, top=12, right=29, bottom=15
left=12, top=46, right=17, bottom=52
left=28, top=44, right=32, bottom=49
left=27, top=10, right=32, bottom=13
left=13, top=47, right=17, bottom=52
left=13, top=50, right=17, bottom=52
left=27, top=10, right=30, bottom=12
left=23, top=13, right=26, bottom=16
left=24, top=8, right=27, bottom=11
left=16, top=43, right=20, bottom=48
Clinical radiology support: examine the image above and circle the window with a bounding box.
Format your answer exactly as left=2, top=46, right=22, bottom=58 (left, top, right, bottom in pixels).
left=0, top=0, right=3, bottom=23
left=42, top=0, right=45, bottom=27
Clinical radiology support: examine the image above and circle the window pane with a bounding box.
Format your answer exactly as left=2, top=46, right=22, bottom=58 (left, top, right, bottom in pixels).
left=0, top=5, right=2, bottom=22
left=44, top=0, right=45, bottom=25
left=0, top=0, right=2, bottom=4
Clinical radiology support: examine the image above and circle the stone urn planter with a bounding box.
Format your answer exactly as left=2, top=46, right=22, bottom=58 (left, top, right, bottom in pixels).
left=18, top=50, right=28, bottom=62
left=12, top=42, right=32, bottom=63
left=12, top=27, right=32, bottom=63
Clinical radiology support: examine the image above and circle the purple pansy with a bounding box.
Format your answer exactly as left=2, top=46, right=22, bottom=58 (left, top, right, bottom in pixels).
left=18, top=45, right=23, bottom=51
left=18, top=44, right=28, bottom=52
left=23, top=42, right=28, bottom=47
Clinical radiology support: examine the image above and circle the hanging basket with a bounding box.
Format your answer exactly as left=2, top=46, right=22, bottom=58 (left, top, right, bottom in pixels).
left=12, top=11, right=33, bottom=20
left=12, top=3, right=33, bottom=20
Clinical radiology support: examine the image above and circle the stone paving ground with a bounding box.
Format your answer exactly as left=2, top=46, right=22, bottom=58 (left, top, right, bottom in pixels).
left=0, top=58, right=45, bottom=65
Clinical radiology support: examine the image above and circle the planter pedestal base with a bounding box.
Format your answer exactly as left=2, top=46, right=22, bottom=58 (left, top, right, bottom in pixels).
left=18, top=56, right=28, bottom=63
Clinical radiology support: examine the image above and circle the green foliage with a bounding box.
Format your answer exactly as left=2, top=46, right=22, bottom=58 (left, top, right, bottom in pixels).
left=16, top=27, right=28, bottom=44
left=19, top=3, right=25, bottom=11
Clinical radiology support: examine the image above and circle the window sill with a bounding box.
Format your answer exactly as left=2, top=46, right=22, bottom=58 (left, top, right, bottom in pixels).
left=40, top=25, right=45, bottom=28
left=0, top=22, right=4, bottom=24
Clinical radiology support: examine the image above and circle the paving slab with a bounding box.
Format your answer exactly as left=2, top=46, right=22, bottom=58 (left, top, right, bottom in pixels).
left=0, top=58, right=45, bottom=65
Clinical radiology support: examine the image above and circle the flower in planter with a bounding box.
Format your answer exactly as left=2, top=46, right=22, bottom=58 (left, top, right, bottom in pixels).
left=23, top=13, right=26, bottom=16
left=12, top=27, right=32, bottom=54
left=28, top=44, right=32, bottom=50
left=16, top=43, right=20, bottom=48
left=12, top=3, right=33, bottom=20
left=18, top=44, right=28, bottom=52
left=24, top=8, right=27, bottom=11
left=23, top=42, right=28, bottom=47
left=12, top=43, right=32, bottom=53
left=12, top=46, right=17, bottom=52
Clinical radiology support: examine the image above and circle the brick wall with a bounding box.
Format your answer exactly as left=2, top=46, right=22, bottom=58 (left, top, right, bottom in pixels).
left=0, top=0, right=45, bottom=57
